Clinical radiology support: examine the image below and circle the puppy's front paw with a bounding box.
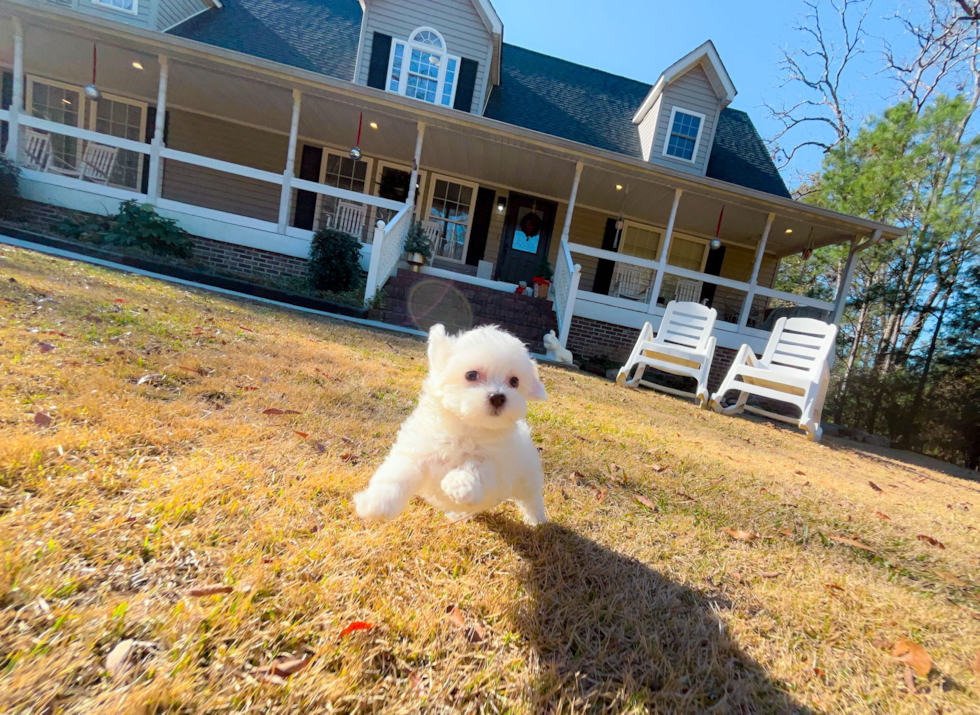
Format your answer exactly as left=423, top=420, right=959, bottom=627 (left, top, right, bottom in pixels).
left=441, top=469, right=483, bottom=505
left=353, top=484, right=404, bottom=522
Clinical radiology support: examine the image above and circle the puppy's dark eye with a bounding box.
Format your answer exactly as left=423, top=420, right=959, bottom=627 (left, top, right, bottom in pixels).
left=465, top=371, right=479, bottom=382
left=509, top=376, right=520, bottom=388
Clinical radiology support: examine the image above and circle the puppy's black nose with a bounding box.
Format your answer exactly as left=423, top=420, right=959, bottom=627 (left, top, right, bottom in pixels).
left=488, top=392, right=506, bottom=408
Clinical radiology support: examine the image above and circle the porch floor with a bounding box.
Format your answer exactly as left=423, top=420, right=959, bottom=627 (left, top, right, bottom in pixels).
left=380, top=270, right=558, bottom=354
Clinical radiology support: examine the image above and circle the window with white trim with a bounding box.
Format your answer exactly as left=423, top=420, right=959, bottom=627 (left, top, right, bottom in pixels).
left=28, top=78, right=82, bottom=172
left=91, top=96, right=146, bottom=190
left=387, top=28, right=460, bottom=107
left=427, top=177, right=475, bottom=261
left=663, top=107, right=704, bottom=162
left=93, top=0, right=138, bottom=14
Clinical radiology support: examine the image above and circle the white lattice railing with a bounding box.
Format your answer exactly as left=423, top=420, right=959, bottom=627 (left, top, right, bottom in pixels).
left=364, top=205, right=413, bottom=304
left=554, top=238, right=582, bottom=347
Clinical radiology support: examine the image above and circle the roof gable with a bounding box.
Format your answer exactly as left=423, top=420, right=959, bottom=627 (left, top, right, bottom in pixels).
left=632, top=40, right=736, bottom=124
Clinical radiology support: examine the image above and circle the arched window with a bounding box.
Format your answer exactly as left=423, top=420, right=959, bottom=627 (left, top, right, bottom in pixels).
left=387, top=27, right=460, bottom=108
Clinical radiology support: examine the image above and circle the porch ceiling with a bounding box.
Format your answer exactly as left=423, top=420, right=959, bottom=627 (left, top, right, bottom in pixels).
left=2, top=4, right=902, bottom=255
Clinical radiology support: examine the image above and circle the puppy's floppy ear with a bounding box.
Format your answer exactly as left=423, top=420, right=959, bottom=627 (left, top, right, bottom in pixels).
left=527, top=360, right=547, bottom=401
left=427, top=324, right=454, bottom=370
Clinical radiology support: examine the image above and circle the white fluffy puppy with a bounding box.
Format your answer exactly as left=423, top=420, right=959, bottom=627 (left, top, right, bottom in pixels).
left=354, top=324, right=548, bottom=525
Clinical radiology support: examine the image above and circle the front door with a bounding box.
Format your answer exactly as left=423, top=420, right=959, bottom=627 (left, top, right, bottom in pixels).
left=497, top=193, right=558, bottom=284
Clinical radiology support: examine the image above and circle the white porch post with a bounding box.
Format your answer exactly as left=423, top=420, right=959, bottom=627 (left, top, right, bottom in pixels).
left=737, top=212, right=775, bottom=330
left=560, top=161, right=584, bottom=241
left=647, top=187, right=682, bottom=313
left=277, top=89, right=302, bottom=233
left=146, top=56, right=169, bottom=203
left=6, top=17, right=24, bottom=162
left=832, top=229, right=879, bottom=325
left=406, top=122, right=426, bottom=208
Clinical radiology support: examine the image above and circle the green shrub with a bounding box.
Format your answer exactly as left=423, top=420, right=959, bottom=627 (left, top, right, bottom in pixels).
left=308, top=227, right=362, bottom=293
left=0, top=155, right=19, bottom=219
left=58, top=200, right=192, bottom=258
left=403, top=221, right=432, bottom=259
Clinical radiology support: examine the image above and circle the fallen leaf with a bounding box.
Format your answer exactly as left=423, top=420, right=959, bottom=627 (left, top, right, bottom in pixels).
left=33, top=412, right=52, bottom=427
left=137, top=374, right=164, bottom=386
left=904, top=666, right=917, bottom=693
left=42, top=330, right=69, bottom=337
left=238, top=324, right=254, bottom=332
left=780, top=529, right=794, bottom=536
left=105, top=640, right=137, bottom=680
left=187, top=585, right=233, bottom=597
left=634, top=494, right=657, bottom=510
left=675, top=491, right=698, bottom=501
left=875, top=511, right=891, bottom=520
left=824, top=583, right=845, bottom=593
left=869, top=481, right=883, bottom=493
left=934, top=570, right=967, bottom=587
left=29, top=284, right=49, bottom=293
left=267, top=655, right=313, bottom=678
left=759, top=571, right=780, bottom=579
left=262, top=408, right=299, bottom=415
left=916, top=535, right=946, bottom=549
left=294, top=431, right=310, bottom=438
left=113, top=298, right=126, bottom=303
left=38, top=342, right=55, bottom=353
left=802, top=481, right=811, bottom=487
left=649, top=463, right=668, bottom=473
left=339, top=621, right=373, bottom=638
left=446, top=606, right=466, bottom=629
left=569, top=470, right=588, bottom=485
left=893, top=638, right=932, bottom=677
left=828, top=535, right=876, bottom=552
left=312, top=442, right=327, bottom=454
left=243, top=385, right=259, bottom=391
left=595, top=488, right=608, bottom=504
left=794, top=470, right=806, bottom=476
left=813, top=667, right=825, bottom=677
left=721, top=528, right=760, bottom=542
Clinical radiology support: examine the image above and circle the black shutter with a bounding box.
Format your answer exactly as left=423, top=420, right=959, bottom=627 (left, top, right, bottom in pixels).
left=465, top=186, right=496, bottom=266
left=292, top=145, right=323, bottom=231
left=592, top=218, right=620, bottom=295
left=453, top=58, right=479, bottom=113
left=699, top=244, right=725, bottom=305
left=140, top=107, right=170, bottom=195
left=366, top=33, right=393, bottom=90
left=1, top=71, right=12, bottom=154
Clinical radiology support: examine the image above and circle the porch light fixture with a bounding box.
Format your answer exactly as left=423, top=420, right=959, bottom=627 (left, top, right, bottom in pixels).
left=497, top=196, right=507, bottom=213
left=615, top=184, right=623, bottom=191
left=784, top=228, right=793, bottom=234
left=369, top=122, right=378, bottom=129
left=132, top=61, right=144, bottom=70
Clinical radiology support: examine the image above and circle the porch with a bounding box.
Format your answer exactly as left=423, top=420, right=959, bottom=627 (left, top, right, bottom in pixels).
left=0, top=3, right=901, bottom=360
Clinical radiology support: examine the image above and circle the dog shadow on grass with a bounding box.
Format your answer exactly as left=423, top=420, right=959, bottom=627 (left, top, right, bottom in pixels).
left=483, top=516, right=817, bottom=714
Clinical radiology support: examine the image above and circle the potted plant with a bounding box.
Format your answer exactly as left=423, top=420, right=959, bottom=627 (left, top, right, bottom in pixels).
left=403, top=221, right=432, bottom=272
left=531, top=257, right=554, bottom=299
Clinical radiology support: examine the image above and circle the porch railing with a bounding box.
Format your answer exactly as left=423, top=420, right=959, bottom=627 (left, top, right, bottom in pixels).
left=364, top=205, right=413, bottom=305
left=565, top=241, right=835, bottom=337
left=554, top=238, right=582, bottom=347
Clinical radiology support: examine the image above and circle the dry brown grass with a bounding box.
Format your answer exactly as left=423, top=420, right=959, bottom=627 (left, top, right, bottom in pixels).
left=2, top=243, right=980, bottom=714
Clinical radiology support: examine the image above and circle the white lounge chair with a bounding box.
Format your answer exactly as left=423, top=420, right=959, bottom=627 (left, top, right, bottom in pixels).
left=674, top=279, right=702, bottom=303
left=616, top=300, right=718, bottom=407
left=709, top=316, right=837, bottom=442
left=330, top=199, right=367, bottom=238
left=22, top=128, right=51, bottom=171
left=611, top=263, right=654, bottom=302
left=47, top=141, right=118, bottom=185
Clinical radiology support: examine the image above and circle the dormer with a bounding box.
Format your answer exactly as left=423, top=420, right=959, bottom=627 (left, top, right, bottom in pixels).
left=633, top=41, right=736, bottom=176
left=354, top=0, right=502, bottom=115
left=49, top=0, right=218, bottom=32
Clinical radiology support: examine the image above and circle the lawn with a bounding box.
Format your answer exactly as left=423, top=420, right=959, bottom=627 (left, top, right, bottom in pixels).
left=2, top=243, right=980, bottom=714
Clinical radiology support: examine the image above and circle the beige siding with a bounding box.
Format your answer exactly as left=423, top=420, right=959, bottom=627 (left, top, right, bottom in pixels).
left=645, top=65, right=721, bottom=176
left=637, top=96, right=661, bottom=161
left=357, top=0, right=492, bottom=115
left=161, top=110, right=286, bottom=224
left=74, top=0, right=153, bottom=28
left=157, top=0, right=205, bottom=30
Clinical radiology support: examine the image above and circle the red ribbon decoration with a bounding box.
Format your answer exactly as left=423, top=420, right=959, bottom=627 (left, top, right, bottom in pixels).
left=715, top=205, right=725, bottom=238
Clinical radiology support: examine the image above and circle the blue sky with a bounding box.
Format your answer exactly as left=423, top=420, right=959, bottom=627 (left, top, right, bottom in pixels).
left=492, top=0, right=904, bottom=185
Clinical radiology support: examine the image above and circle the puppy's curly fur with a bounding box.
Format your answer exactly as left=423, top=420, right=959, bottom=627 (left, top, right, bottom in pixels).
left=354, top=324, right=548, bottom=525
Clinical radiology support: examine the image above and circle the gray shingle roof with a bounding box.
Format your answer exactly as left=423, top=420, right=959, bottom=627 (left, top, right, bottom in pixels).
left=169, top=0, right=362, bottom=81
left=168, top=2, right=789, bottom=198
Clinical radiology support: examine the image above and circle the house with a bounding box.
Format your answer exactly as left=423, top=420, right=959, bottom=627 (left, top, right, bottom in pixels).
left=0, top=0, right=902, bottom=368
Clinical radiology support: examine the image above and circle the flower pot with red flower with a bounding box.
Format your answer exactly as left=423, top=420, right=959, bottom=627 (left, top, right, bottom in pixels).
left=532, top=258, right=554, bottom=299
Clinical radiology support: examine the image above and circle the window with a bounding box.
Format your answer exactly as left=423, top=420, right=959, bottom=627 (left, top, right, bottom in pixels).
left=314, top=151, right=371, bottom=235
left=387, top=28, right=460, bottom=107
left=93, top=0, right=138, bottom=14
left=619, top=223, right=662, bottom=260
left=323, top=152, right=368, bottom=192
left=28, top=78, right=81, bottom=172
left=427, top=176, right=475, bottom=261
left=663, top=107, right=705, bottom=163
left=91, top=96, right=145, bottom=190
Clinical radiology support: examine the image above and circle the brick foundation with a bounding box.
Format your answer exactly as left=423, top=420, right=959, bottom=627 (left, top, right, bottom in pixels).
left=11, top=199, right=309, bottom=283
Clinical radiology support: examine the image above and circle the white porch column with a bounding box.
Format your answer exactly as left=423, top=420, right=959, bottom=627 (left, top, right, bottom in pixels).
left=406, top=122, right=426, bottom=208
left=560, top=161, right=584, bottom=241
left=146, top=56, right=169, bottom=203
left=6, top=17, right=24, bottom=162
left=832, top=229, right=879, bottom=324
left=277, top=89, right=302, bottom=233
left=647, top=187, right=682, bottom=313
left=737, top=212, right=775, bottom=330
